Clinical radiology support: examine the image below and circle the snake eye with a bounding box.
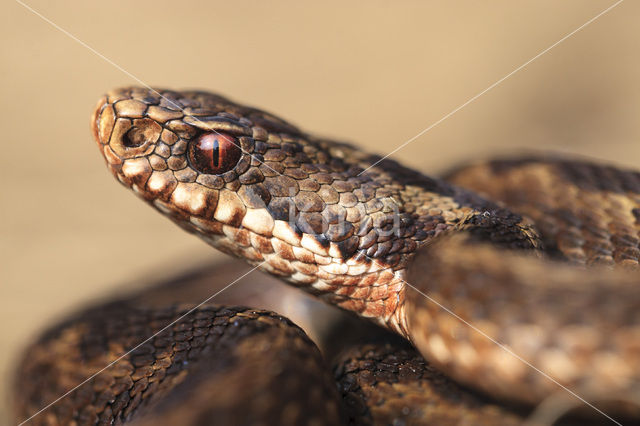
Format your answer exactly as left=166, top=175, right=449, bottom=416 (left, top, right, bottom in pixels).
left=188, top=132, right=242, bottom=175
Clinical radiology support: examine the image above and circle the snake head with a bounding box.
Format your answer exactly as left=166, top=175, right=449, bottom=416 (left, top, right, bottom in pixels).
left=91, top=87, right=419, bottom=331
left=90, top=87, right=378, bottom=262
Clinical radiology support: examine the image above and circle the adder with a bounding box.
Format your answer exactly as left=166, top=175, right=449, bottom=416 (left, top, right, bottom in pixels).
left=14, top=87, right=640, bottom=425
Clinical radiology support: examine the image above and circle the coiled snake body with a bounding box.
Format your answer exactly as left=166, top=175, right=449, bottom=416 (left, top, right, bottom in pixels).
left=14, top=88, right=640, bottom=425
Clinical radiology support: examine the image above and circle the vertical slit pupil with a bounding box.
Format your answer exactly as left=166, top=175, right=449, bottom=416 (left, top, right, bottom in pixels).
left=212, top=138, right=219, bottom=167
left=189, top=132, right=241, bottom=175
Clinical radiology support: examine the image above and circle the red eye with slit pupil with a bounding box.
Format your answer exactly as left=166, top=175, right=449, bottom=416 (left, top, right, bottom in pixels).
left=188, top=133, right=242, bottom=175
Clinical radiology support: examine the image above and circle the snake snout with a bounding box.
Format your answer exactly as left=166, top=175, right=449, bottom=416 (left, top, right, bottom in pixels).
left=92, top=97, right=161, bottom=163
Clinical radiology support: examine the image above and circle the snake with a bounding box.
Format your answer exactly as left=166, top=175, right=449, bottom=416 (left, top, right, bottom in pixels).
left=13, top=87, right=640, bottom=425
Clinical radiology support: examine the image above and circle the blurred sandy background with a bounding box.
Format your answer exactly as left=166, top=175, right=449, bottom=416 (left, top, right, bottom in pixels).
left=2, top=0, right=639, bottom=422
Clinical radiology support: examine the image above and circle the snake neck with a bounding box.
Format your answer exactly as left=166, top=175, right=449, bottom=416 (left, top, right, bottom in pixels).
left=165, top=161, right=537, bottom=336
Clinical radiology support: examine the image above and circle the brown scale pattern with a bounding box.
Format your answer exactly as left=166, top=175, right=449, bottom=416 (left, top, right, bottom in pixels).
left=407, top=235, right=640, bottom=413
left=332, top=340, right=628, bottom=425
left=15, top=87, right=633, bottom=423
left=447, top=158, right=640, bottom=267
left=334, top=342, right=525, bottom=425
left=91, top=87, right=536, bottom=335
left=15, top=304, right=343, bottom=425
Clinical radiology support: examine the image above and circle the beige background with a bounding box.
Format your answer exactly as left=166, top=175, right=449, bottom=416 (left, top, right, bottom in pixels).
left=2, top=1, right=640, bottom=422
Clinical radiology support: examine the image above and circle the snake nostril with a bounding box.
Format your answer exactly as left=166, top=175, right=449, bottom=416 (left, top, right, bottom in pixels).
left=108, top=117, right=161, bottom=159
left=122, top=127, right=146, bottom=148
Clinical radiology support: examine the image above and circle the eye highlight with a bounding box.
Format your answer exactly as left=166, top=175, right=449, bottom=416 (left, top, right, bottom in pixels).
left=188, top=132, right=242, bottom=175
